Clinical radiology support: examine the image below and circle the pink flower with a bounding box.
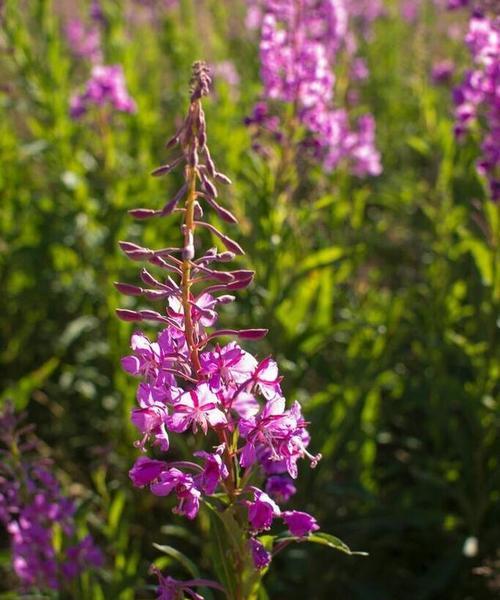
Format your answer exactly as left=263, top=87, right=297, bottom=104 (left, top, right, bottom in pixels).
left=70, top=64, right=136, bottom=119
left=167, top=384, right=227, bottom=434
left=247, top=488, right=280, bottom=532
left=150, top=468, right=201, bottom=520
left=194, top=445, right=229, bottom=495
left=282, top=510, right=319, bottom=537
left=252, top=357, right=282, bottom=400
left=250, top=537, right=271, bottom=570
left=265, top=475, right=297, bottom=503
left=129, top=456, right=167, bottom=487
left=200, top=342, right=257, bottom=391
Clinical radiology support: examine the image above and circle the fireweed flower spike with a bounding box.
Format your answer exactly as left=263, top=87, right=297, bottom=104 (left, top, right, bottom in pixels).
left=0, top=403, right=102, bottom=592
left=453, top=8, right=499, bottom=201
left=246, top=0, right=382, bottom=177
left=119, top=62, right=361, bottom=599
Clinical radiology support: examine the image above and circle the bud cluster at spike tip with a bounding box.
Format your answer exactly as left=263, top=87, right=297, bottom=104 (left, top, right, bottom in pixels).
left=245, top=0, right=382, bottom=177
left=117, top=62, right=323, bottom=595
left=0, top=403, right=102, bottom=592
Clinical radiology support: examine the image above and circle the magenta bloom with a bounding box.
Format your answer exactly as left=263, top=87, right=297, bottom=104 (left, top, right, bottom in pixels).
left=250, top=537, right=271, bottom=570
left=265, top=475, right=297, bottom=503
left=453, top=12, right=499, bottom=201
left=0, top=406, right=102, bottom=591
left=65, top=19, right=102, bottom=63
left=129, top=456, right=167, bottom=487
left=247, top=488, right=280, bottom=532
left=252, top=357, right=282, bottom=401
left=239, top=397, right=287, bottom=469
left=431, top=59, right=455, bottom=84
left=117, top=62, right=331, bottom=591
left=194, top=445, right=229, bottom=495
left=249, top=0, right=382, bottom=177
left=150, top=468, right=201, bottom=520
left=131, top=382, right=171, bottom=451
left=283, top=510, right=319, bottom=537
left=167, top=383, right=227, bottom=434
left=70, top=64, right=137, bottom=119
left=200, top=342, right=257, bottom=391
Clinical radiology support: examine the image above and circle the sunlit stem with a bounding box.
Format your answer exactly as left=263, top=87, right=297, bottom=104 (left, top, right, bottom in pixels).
left=181, top=160, right=202, bottom=375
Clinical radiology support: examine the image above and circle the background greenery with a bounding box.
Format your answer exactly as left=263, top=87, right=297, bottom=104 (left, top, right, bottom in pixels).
left=0, top=0, right=498, bottom=598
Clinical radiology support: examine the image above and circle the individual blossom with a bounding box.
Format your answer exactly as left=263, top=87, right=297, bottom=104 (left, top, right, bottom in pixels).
left=166, top=383, right=227, bottom=434
left=150, top=467, right=201, bottom=519
left=247, top=488, right=281, bottom=532
left=152, top=566, right=225, bottom=600
left=70, top=64, right=137, bottom=119
left=282, top=510, right=319, bottom=537
left=129, top=456, right=167, bottom=487
left=194, top=444, right=229, bottom=494
left=250, top=537, right=272, bottom=569
left=265, top=474, right=297, bottom=502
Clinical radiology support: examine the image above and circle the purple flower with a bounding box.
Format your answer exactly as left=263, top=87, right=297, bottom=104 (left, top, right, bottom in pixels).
left=265, top=475, right=297, bottom=503
left=150, top=468, right=201, bottom=519
left=247, top=488, right=281, bottom=532
left=248, top=0, right=382, bottom=177
left=70, top=64, right=137, bottom=119
left=453, top=12, right=499, bottom=200
left=0, top=405, right=101, bottom=591
left=194, top=445, right=229, bottom=495
left=239, top=397, right=287, bottom=469
left=431, top=59, right=455, bottom=84
left=152, top=567, right=225, bottom=600
left=200, top=342, right=257, bottom=391
left=240, top=399, right=321, bottom=478
left=167, top=383, right=227, bottom=434
left=252, top=357, right=282, bottom=401
left=250, top=537, right=271, bottom=570
left=117, top=62, right=331, bottom=589
left=129, top=456, right=167, bottom=487
left=131, top=382, right=172, bottom=451
left=65, top=19, right=102, bottom=63
left=282, top=510, right=319, bottom=537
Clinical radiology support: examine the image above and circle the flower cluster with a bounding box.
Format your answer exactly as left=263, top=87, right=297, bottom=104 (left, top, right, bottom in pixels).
left=118, top=62, right=324, bottom=596
left=70, top=64, right=137, bottom=119
left=0, top=403, right=102, bottom=591
left=68, top=3, right=136, bottom=120
left=246, top=0, right=382, bottom=177
left=453, top=11, right=499, bottom=201
left=65, top=18, right=102, bottom=63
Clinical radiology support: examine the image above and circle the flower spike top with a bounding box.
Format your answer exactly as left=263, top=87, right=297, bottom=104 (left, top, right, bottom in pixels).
left=117, top=62, right=359, bottom=599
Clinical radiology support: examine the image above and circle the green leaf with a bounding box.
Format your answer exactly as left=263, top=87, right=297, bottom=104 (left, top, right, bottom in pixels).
left=0, top=356, right=60, bottom=409
left=278, top=532, right=368, bottom=556
left=153, top=543, right=201, bottom=579
left=297, top=246, right=344, bottom=274
left=206, top=507, right=240, bottom=599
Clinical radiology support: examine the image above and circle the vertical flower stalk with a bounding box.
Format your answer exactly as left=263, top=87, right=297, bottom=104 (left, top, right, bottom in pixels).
left=245, top=0, right=382, bottom=178
left=0, top=403, right=102, bottom=592
left=118, top=62, right=362, bottom=600
left=453, top=7, right=499, bottom=201
left=67, top=3, right=136, bottom=121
